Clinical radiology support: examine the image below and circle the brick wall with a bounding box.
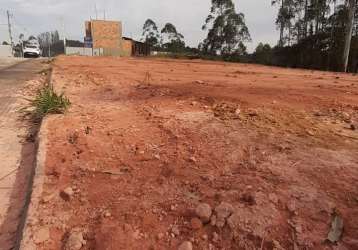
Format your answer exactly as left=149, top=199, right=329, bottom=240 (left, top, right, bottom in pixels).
left=121, top=40, right=133, bottom=57
left=90, top=20, right=122, bottom=49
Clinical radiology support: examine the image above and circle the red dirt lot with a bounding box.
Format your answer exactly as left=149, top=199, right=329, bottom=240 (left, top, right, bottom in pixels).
left=28, top=56, right=358, bottom=250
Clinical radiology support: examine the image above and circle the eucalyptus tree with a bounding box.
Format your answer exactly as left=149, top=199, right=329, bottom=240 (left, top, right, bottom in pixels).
left=342, top=0, right=358, bottom=71
left=141, top=19, right=161, bottom=48
left=161, top=23, right=185, bottom=52
left=270, top=0, right=358, bottom=71
left=201, top=0, right=251, bottom=55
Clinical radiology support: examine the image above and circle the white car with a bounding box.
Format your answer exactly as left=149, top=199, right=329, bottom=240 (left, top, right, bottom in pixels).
left=24, top=45, right=41, bottom=58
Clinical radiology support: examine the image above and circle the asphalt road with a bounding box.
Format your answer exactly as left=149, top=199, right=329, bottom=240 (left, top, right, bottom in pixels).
left=0, top=59, right=44, bottom=250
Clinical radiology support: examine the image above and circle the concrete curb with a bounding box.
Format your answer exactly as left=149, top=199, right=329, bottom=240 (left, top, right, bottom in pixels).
left=18, top=118, right=49, bottom=250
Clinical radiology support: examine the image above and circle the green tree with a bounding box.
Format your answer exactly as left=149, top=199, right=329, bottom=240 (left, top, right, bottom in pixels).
left=253, top=43, right=272, bottom=64
left=342, top=0, right=357, bottom=71
left=201, top=0, right=251, bottom=55
left=161, top=23, right=185, bottom=52
left=141, top=19, right=161, bottom=48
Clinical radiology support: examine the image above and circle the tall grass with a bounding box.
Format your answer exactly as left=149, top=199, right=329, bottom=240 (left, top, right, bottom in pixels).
left=31, top=85, right=70, bottom=119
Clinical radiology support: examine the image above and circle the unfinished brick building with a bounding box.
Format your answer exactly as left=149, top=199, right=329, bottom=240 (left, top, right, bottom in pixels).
left=85, top=20, right=122, bottom=56
left=84, top=20, right=150, bottom=57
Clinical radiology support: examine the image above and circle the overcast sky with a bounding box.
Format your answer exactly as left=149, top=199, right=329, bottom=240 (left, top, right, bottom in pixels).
left=0, top=0, right=279, bottom=52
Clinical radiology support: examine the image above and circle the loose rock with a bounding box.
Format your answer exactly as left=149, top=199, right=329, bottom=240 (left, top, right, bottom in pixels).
left=190, top=217, right=203, bottom=230
left=215, top=202, right=234, bottom=228
left=65, top=230, right=85, bottom=250
left=178, top=241, right=193, bottom=250
left=212, top=232, right=220, bottom=243
left=195, top=203, right=212, bottom=223
left=210, top=215, right=217, bottom=226
left=157, top=232, right=164, bottom=240
left=172, top=225, right=180, bottom=236
left=60, top=187, right=74, bottom=201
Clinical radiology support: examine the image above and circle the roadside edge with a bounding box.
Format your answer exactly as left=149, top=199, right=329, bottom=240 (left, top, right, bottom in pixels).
left=18, top=118, right=49, bottom=250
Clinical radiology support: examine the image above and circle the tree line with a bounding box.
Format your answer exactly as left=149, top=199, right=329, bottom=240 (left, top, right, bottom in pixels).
left=270, top=0, right=357, bottom=72
left=142, top=0, right=358, bottom=72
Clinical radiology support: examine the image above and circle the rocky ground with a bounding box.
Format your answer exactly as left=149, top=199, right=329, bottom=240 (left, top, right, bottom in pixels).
left=23, top=56, right=358, bottom=250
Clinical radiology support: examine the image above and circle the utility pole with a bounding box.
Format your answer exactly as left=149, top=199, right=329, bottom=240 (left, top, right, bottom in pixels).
left=95, top=4, right=98, bottom=20
left=48, top=32, right=52, bottom=58
left=342, top=0, right=357, bottom=72
left=7, top=10, right=14, bottom=55
left=61, top=17, right=67, bottom=55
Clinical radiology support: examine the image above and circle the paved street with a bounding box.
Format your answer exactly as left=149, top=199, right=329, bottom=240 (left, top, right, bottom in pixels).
left=0, top=59, right=44, bottom=249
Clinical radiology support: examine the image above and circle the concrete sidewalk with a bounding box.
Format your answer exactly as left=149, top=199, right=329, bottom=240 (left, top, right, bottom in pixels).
left=0, top=57, right=28, bottom=70
left=0, top=59, right=44, bottom=249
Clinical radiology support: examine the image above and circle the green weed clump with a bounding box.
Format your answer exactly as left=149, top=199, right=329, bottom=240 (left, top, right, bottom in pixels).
left=31, top=85, right=70, bottom=119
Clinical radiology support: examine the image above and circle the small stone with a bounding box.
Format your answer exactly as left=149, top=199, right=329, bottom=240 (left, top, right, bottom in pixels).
left=154, top=154, right=161, bottom=160
left=189, top=157, right=197, bottom=163
left=210, top=215, right=217, bottom=226
left=195, top=80, right=204, bottom=84
left=215, top=202, right=234, bottom=228
left=191, top=101, right=198, bottom=106
left=172, top=225, right=180, bottom=236
left=65, top=230, right=85, bottom=250
left=195, top=203, right=212, bottom=223
left=133, top=230, right=141, bottom=240
left=212, top=232, right=220, bottom=243
left=295, top=224, right=303, bottom=234
left=202, top=234, right=208, bottom=241
left=306, top=130, right=315, bottom=136
left=104, top=211, right=111, bottom=218
left=341, top=112, right=350, bottom=121
left=287, top=200, right=297, bottom=213
left=157, top=233, right=164, bottom=240
left=247, top=109, right=258, bottom=117
left=178, top=241, right=193, bottom=250
left=273, top=240, right=285, bottom=250
left=190, top=217, right=203, bottom=230
left=33, top=227, right=50, bottom=244
left=350, top=124, right=356, bottom=131
left=60, top=187, right=74, bottom=201
left=42, top=195, right=52, bottom=203
left=235, top=108, right=241, bottom=116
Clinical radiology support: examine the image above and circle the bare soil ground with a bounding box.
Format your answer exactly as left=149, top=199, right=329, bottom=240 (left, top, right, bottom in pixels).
left=27, top=56, right=358, bottom=250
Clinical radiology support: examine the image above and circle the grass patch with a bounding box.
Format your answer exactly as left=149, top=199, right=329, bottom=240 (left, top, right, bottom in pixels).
left=31, top=85, right=70, bottom=119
